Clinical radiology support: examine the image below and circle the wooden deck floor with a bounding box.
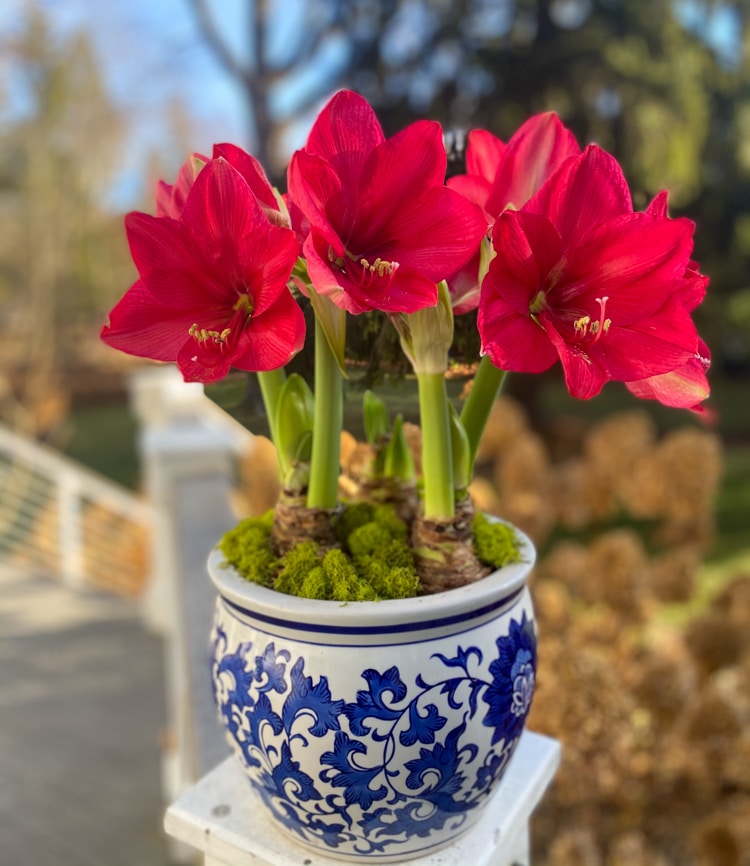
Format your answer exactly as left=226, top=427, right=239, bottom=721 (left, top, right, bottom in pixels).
left=0, top=564, right=172, bottom=866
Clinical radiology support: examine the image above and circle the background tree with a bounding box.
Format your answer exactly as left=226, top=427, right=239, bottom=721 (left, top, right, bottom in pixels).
left=0, top=8, right=129, bottom=437
left=186, top=0, right=353, bottom=180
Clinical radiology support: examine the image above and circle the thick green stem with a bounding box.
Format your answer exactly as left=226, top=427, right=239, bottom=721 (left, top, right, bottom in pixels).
left=307, top=316, right=343, bottom=509
left=417, top=372, right=454, bottom=520
left=460, top=356, right=507, bottom=469
left=257, top=367, right=287, bottom=447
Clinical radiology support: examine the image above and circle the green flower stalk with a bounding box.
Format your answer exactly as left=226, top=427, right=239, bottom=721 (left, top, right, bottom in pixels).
left=416, top=372, right=454, bottom=519
left=307, top=313, right=344, bottom=510
left=391, top=280, right=456, bottom=520
left=460, top=356, right=507, bottom=470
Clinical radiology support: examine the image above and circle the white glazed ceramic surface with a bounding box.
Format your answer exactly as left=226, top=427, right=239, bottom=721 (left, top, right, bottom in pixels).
left=208, top=526, right=537, bottom=862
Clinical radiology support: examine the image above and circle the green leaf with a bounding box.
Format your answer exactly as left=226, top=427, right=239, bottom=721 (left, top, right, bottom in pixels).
left=448, top=402, right=471, bottom=493
left=384, top=414, right=416, bottom=482
left=275, top=373, right=314, bottom=478
left=363, top=390, right=389, bottom=444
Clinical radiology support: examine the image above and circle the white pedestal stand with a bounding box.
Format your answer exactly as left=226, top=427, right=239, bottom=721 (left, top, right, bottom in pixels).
left=164, top=730, right=560, bottom=866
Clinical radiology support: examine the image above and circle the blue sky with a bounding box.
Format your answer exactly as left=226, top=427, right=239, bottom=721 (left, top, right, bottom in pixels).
left=5, top=0, right=349, bottom=207
left=1, top=0, right=310, bottom=207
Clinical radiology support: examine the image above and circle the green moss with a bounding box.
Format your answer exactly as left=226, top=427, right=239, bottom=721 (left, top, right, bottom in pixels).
left=274, top=541, right=323, bottom=595
left=472, top=512, right=523, bottom=570
left=335, top=502, right=376, bottom=541
left=219, top=505, right=520, bottom=603
left=365, top=561, right=421, bottom=599
left=299, top=566, right=330, bottom=600
left=347, top=521, right=393, bottom=557
left=371, top=504, right=409, bottom=541
left=218, top=512, right=276, bottom=586
left=323, top=549, right=379, bottom=601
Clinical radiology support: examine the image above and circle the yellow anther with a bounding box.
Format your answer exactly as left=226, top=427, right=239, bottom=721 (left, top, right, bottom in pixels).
left=189, top=324, right=232, bottom=344
left=359, top=256, right=397, bottom=277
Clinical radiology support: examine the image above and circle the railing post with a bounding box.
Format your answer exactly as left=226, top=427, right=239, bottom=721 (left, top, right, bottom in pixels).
left=129, top=367, right=240, bottom=835
left=57, top=468, right=85, bottom=588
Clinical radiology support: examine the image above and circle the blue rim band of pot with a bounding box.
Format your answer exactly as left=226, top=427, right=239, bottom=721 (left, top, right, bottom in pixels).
left=207, top=520, right=535, bottom=632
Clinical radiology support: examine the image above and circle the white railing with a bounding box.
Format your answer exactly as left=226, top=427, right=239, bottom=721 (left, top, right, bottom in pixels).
left=0, top=424, right=155, bottom=595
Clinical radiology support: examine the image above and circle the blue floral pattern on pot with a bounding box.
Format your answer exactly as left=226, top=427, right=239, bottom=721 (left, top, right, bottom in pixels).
left=211, top=606, right=537, bottom=860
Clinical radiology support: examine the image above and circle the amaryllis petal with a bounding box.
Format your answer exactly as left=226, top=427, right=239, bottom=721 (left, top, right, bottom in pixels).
left=181, top=158, right=265, bottom=254
left=156, top=152, right=208, bottom=218
left=302, top=231, right=357, bottom=313
left=372, top=185, right=486, bottom=279
left=545, top=322, right=609, bottom=399
left=465, top=129, right=506, bottom=180
left=485, top=112, right=580, bottom=215
left=479, top=299, right=559, bottom=375
left=237, top=221, right=302, bottom=317
left=101, top=280, right=199, bottom=361
left=287, top=150, right=345, bottom=253
left=305, top=90, right=385, bottom=192
left=478, top=212, right=564, bottom=371
left=356, top=121, right=448, bottom=248
left=626, top=340, right=711, bottom=410
left=587, top=313, right=696, bottom=380
left=212, top=142, right=279, bottom=211
left=527, top=145, right=632, bottom=242
left=233, top=289, right=307, bottom=372
left=559, top=213, right=696, bottom=322
left=176, top=339, right=233, bottom=383
left=125, top=213, right=215, bottom=308
left=646, top=190, right=670, bottom=219
left=446, top=173, right=494, bottom=215
left=447, top=252, right=482, bottom=315
left=486, top=210, right=566, bottom=315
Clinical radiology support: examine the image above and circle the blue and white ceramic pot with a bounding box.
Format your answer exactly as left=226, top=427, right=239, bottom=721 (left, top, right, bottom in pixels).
left=208, top=523, right=537, bottom=863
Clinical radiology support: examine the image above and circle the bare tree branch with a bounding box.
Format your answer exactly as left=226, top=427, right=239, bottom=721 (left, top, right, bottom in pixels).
left=186, top=0, right=253, bottom=86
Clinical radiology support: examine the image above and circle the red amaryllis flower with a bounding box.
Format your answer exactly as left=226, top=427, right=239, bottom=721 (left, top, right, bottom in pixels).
left=449, top=113, right=580, bottom=219
left=478, top=145, right=705, bottom=401
left=287, top=90, right=486, bottom=315
left=446, top=113, right=580, bottom=313
left=101, top=158, right=304, bottom=383
left=156, top=144, right=289, bottom=227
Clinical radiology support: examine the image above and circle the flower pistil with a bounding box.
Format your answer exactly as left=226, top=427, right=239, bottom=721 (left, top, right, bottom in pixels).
left=573, top=296, right=612, bottom=344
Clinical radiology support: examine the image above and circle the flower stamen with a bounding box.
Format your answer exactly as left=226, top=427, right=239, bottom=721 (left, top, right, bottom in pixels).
left=189, top=324, right=232, bottom=344
left=574, top=297, right=611, bottom=344
left=356, top=256, right=400, bottom=292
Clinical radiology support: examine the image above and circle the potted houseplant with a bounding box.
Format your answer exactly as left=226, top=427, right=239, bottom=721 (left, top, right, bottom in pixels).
left=101, top=90, right=710, bottom=861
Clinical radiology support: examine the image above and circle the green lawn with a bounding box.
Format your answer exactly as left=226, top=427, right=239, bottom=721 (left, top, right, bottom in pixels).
left=63, top=402, right=140, bottom=489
